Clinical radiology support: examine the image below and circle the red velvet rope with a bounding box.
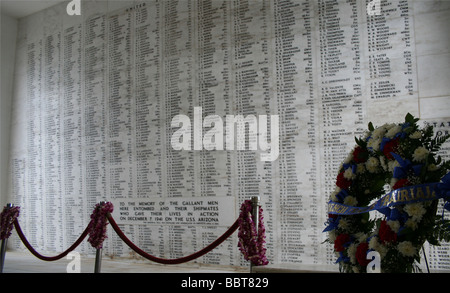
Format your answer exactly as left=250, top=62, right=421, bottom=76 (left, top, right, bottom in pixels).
left=13, top=219, right=90, bottom=261
left=106, top=213, right=239, bottom=265
left=7, top=204, right=244, bottom=265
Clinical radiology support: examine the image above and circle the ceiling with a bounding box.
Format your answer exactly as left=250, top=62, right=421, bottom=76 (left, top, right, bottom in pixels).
left=1, top=0, right=66, bottom=19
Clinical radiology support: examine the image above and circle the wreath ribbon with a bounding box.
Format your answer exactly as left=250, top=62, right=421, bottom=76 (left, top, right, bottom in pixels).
left=326, top=172, right=450, bottom=218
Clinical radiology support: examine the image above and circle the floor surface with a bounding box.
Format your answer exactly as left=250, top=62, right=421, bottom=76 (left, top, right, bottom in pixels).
left=1, top=250, right=249, bottom=273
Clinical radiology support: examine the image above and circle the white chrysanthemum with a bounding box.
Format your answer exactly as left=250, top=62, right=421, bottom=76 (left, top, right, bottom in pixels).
left=368, top=236, right=379, bottom=250
left=343, top=151, right=353, bottom=165
left=397, top=241, right=417, bottom=257
left=409, top=131, right=421, bottom=139
left=343, top=167, right=355, bottom=180
left=330, top=187, right=341, bottom=202
left=385, top=125, right=402, bottom=138
left=356, top=163, right=366, bottom=174
left=344, top=196, right=358, bottom=206
left=355, top=232, right=368, bottom=243
left=369, top=236, right=388, bottom=259
left=367, top=137, right=381, bottom=151
left=328, top=230, right=337, bottom=242
left=372, top=125, right=387, bottom=139
left=428, top=164, right=438, bottom=171
left=405, top=218, right=418, bottom=230
left=348, top=243, right=357, bottom=264
left=338, top=218, right=350, bottom=230
left=388, top=159, right=400, bottom=172
left=412, top=146, right=429, bottom=162
left=379, top=156, right=388, bottom=171
left=404, top=203, right=426, bottom=222
left=387, top=220, right=400, bottom=233
left=366, top=157, right=379, bottom=173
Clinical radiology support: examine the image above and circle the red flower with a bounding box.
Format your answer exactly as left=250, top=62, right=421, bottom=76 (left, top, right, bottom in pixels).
left=334, top=233, right=350, bottom=252
left=392, top=178, right=409, bottom=190
left=328, top=213, right=338, bottom=219
left=352, top=146, right=368, bottom=163
left=382, top=137, right=399, bottom=160
left=336, top=171, right=351, bottom=190
left=356, top=242, right=370, bottom=267
left=379, top=220, right=397, bottom=244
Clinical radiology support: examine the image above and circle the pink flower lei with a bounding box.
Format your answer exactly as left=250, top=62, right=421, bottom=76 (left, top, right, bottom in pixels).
left=238, top=200, right=268, bottom=266
left=0, top=205, right=20, bottom=240
left=88, top=202, right=114, bottom=249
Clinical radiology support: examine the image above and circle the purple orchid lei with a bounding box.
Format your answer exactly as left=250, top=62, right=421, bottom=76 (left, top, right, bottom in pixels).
left=238, top=200, right=268, bottom=266
left=0, top=205, right=20, bottom=240
left=87, top=202, right=114, bottom=249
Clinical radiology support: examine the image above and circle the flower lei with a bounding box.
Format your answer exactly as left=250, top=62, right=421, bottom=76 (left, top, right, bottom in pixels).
left=238, top=200, right=268, bottom=266
left=88, top=202, right=114, bottom=249
left=324, top=113, right=450, bottom=273
left=0, top=205, right=20, bottom=240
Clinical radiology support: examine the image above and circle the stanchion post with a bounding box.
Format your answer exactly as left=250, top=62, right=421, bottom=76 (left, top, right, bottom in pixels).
left=94, top=248, right=102, bottom=273
left=93, top=201, right=105, bottom=273
left=0, top=203, right=13, bottom=273
left=250, top=196, right=260, bottom=273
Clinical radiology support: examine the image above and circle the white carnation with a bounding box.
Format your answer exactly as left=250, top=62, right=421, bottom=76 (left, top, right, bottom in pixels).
left=343, top=167, right=355, bottom=179
left=372, top=125, right=387, bottom=139
left=356, top=163, right=366, bottom=174
left=385, top=125, right=402, bottom=138
left=397, top=241, right=417, bottom=257
left=344, top=196, right=358, bottom=206
left=409, top=131, right=421, bottom=139
left=348, top=243, right=357, bottom=264
left=366, top=157, right=379, bottom=173
left=428, top=164, right=438, bottom=171
left=367, top=137, right=381, bottom=151
left=412, top=146, right=429, bottom=162
left=387, top=220, right=400, bottom=233
left=404, top=203, right=426, bottom=222
left=330, top=187, right=341, bottom=202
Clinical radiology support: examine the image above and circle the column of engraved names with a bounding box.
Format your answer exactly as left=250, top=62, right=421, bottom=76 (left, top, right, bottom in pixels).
left=195, top=0, right=236, bottom=265
left=273, top=0, right=320, bottom=264
left=26, top=38, right=44, bottom=248
left=195, top=0, right=232, bottom=198
left=317, top=0, right=365, bottom=265
left=62, top=22, right=86, bottom=252
left=162, top=0, right=196, bottom=260
left=231, top=0, right=273, bottom=266
left=365, top=0, right=416, bottom=99
left=317, top=0, right=365, bottom=200
left=163, top=0, right=195, bottom=199
left=134, top=2, right=162, bottom=198
left=83, top=14, right=106, bottom=211
left=107, top=9, right=134, bottom=201
left=133, top=2, right=165, bottom=257
left=43, top=27, right=63, bottom=252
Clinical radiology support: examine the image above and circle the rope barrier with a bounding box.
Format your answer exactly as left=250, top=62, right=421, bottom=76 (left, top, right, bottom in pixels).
left=106, top=213, right=239, bottom=265
left=12, top=219, right=90, bottom=261
left=1, top=198, right=267, bottom=271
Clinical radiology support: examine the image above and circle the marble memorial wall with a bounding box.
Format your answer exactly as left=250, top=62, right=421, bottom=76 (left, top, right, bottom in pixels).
left=7, top=0, right=450, bottom=271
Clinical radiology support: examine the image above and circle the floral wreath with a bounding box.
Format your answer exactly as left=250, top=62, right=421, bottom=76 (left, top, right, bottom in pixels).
left=88, top=201, right=114, bottom=249
left=324, top=113, right=450, bottom=273
left=238, top=200, right=268, bottom=266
